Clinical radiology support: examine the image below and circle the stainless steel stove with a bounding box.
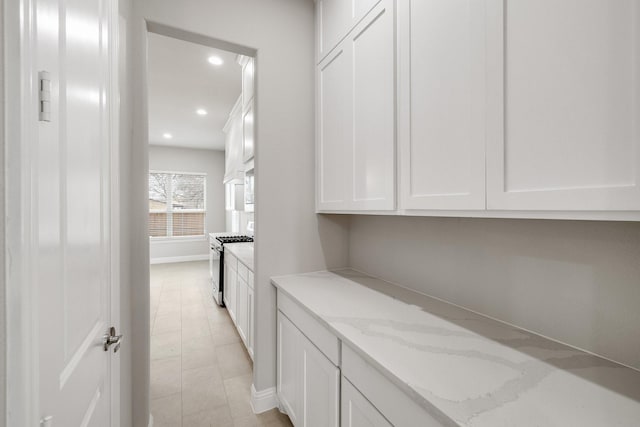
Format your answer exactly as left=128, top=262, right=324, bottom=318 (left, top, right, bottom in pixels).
left=209, top=233, right=254, bottom=306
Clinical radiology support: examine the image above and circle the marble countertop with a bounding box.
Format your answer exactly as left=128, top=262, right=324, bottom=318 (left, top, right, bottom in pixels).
left=271, top=269, right=640, bottom=426
left=225, top=242, right=254, bottom=272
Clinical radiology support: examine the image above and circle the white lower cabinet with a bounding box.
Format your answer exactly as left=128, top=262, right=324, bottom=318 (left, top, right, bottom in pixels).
left=224, top=251, right=254, bottom=359
left=342, top=378, right=391, bottom=427
left=224, top=259, right=237, bottom=322
left=236, top=275, right=248, bottom=342
left=246, top=277, right=254, bottom=358
left=277, top=311, right=340, bottom=427
left=276, top=289, right=445, bottom=427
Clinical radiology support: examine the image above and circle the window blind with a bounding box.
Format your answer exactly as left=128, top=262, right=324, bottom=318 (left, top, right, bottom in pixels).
left=149, top=172, right=206, bottom=237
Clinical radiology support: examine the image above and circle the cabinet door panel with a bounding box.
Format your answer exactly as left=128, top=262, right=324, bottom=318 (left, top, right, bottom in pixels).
left=277, top=313, right=301, bottom=425
left=247, top=284, right=254, bottom=359
left=352, top=2, right=396, bottom=210
left=302, top=339, right=340, bottom=427
left=317, top=0, right=382, bottom=62
left=242, top=57, right=254, bottom=109
left=399, top=0, right=486, bottom=210
left=487, top=0, right=640, bottom=210
left=342, top=378, right=391, bottom=427
left=237, top=278, right=248, bottom=343
left=318, top=47, right=352, bottom=210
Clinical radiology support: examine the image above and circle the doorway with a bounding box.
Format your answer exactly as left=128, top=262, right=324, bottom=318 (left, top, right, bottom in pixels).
left=144, top=26, right=284, bottom=426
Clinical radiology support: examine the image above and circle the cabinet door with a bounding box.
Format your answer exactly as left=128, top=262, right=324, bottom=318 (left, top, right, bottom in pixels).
left=277, top=312, right=301, bottom=425
left=242, top=57, right=254, bottom=109
left=317, top=0, right=396, bottom=211
left=350, top=0, right=395, bottom=210
left=243, top=103, right=254, bottom=163
left=226, top=266, right=237, bottom=321
left=486, top=0, right=640, bottom=211
left=316, top=0, right=382, bottom=62
left=342, top=378, right=391, bottom=427
left=236, top=277, right=248, bottom=343
left=399, top=0, right=486, bottom=210
left=317, top=45, right=351, bottom=211
left=301, top=337, right=340, bottom=427
left=247, top=280, right=254, bottom=359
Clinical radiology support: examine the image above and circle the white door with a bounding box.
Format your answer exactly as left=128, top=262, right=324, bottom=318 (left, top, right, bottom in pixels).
left=317, top=0, right=396, bottom=212
left=277, top=312, right=301, bottom=425
left=341, top=379, right=391, bottom=427
left=399, top=0, right=486, bottom=210
left=486, top=0, right=640, bottom=211
left=301, top=336, right=340, bottom=427
left=34, top=0, right=119, bottom=425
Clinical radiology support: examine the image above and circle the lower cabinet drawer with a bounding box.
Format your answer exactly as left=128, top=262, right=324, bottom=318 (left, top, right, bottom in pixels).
left=277, top=291, right=340, bottom=365
left=342, top=377, right=392, bottom=427
left=342, top=345, right=446, bottom=427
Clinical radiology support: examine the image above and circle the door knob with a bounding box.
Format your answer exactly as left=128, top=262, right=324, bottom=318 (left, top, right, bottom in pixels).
left=103, top=326, right=123, bottom=352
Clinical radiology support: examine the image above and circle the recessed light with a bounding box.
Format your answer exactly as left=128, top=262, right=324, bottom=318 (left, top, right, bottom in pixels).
left=207, top=55, right=224, bottom=66
left=163, top=133, right=173, bottom=139
left=196, top=108, right=208, bottom=116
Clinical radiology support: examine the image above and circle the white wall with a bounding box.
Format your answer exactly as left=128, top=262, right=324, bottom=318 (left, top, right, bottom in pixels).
left=348, top=216, right=640, bottom=370
left=148, top=146, right=225, bottom=262
left=131, top=1, right=350, bottom=423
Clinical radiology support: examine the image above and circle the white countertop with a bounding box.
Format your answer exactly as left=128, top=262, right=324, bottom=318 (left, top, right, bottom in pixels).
left=225, top=242, right=254, bottom=271
left=271, top=269, right=640, bottom=426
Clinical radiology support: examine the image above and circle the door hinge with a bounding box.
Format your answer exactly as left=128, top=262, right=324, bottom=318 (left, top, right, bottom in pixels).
left=38, top=71, right=51, bottom=122
left=40, top=415, right=53, bottom=427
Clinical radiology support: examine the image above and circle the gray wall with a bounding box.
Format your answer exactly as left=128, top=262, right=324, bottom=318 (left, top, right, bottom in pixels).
left=348, top=215, right=640, bottom=370
left=148, top=146, right=225, bottom=261
left=0, top=0, right=5, bottom=421
left=118, top=0, right=133, bottom=425
left=131, top=0, right=350, bottom=424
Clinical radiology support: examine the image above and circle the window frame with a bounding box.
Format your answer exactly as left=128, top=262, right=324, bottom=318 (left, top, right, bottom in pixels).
left=149, top=170, right=207, bottom=240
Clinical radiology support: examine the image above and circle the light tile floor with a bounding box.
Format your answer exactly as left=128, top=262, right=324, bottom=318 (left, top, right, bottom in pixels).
left=150, top=261, right=292, bottom=427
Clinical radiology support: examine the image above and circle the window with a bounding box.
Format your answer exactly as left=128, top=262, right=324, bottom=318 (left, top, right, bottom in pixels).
left=149, top=172, right=206, bottom=238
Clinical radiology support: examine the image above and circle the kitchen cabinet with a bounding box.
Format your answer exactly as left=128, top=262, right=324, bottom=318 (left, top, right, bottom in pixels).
left=317, top=0, right=395, bottom=211
left=277, top=311, right=340, bottom=427
left=316, top=0, right=640, bottom=219
left=238, top=55, right=255, bottom=163
left=398, top=0, right=486, bottom=210
left=485, top=0, right=640, bottom=211
left=275, top=287, right=440, bottom=427
left=223, top=96, right=244, bottom=183
left=242, top=103, right=254, bottom=163
left=223, top=254, right=237, bottom=322
left=247, top=270, right=254, bottom=358
left=341, top=378, right=391, bottom=427
left=223, top=246, right=255, bottom=359
left=315, top=0, right=382, bottom=63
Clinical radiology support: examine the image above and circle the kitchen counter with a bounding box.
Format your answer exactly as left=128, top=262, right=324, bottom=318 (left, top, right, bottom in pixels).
left=271, top=269, right=640, bottom=426
left=225, top=242, right=254, bottom=271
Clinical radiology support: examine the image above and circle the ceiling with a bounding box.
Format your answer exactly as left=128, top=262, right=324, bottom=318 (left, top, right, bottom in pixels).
left=147, top=33, right=242, bottom=151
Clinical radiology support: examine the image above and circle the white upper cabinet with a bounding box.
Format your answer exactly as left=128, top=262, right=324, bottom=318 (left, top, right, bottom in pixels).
left=317, top=0, right=396, bottom=211
left=399, top=0, right=487, bottom=210
left=241, top=56, right=254, bottom=110
left=240, top=56, right=255, bottom=163
left=486, top=0, right=640, bottom=211
left=316, top=0, right=382, bottom=62
left=223, top=96, right=244, bottom=183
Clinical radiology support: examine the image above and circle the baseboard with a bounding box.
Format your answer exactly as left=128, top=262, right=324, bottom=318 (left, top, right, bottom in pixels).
left=149, top=254, right=208, bottom=264
left=148, top=414, right=154, bottom=427
left=250, top=384, right=279, bottom=414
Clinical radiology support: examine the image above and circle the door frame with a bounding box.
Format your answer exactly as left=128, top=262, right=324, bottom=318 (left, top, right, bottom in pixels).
left=4, top=0, right=121, bottom=425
